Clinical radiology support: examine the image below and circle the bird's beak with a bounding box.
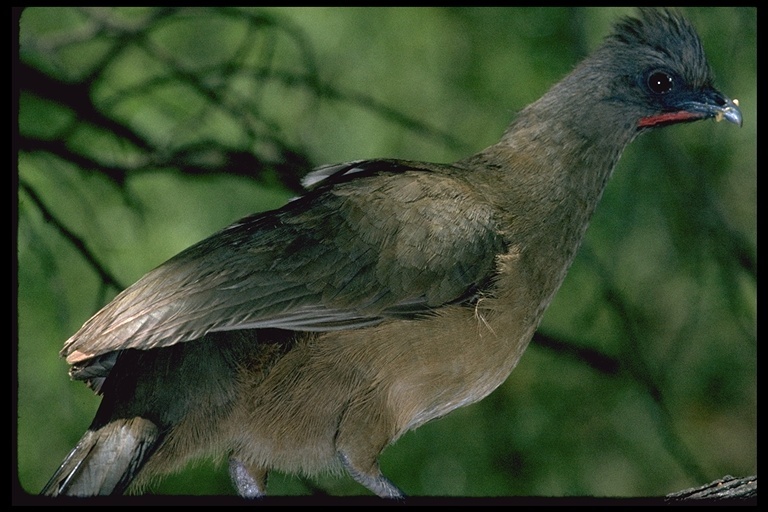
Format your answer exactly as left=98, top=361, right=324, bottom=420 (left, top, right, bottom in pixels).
left=714, top=97, right=743, bottom=127
left=684, top=93, right=743, bottom=127
left=639, top=92, right=743, bottom=129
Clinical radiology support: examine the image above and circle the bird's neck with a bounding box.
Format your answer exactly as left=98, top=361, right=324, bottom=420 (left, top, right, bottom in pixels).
left=458, top=96, right=635, bottom=315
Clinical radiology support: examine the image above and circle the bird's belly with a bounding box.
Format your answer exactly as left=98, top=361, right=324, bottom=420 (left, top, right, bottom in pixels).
left=223, top=301, right=534, bottom=475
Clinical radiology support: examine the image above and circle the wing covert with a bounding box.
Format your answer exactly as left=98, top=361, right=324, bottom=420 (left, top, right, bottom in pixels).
left=62, top=160, right=505, bottom=366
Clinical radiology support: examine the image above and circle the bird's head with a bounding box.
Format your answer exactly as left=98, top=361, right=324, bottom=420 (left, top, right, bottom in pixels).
left=504, top=8, right=743, bottom=161
left=595, top=8, right=742, bottom=130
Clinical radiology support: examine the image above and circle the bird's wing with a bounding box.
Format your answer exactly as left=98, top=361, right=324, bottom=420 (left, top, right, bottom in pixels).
left=62, top=159, right=505, bottom=367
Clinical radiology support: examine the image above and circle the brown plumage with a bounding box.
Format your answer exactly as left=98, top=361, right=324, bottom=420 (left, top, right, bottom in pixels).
left=42, top=9, right=742, bottom=498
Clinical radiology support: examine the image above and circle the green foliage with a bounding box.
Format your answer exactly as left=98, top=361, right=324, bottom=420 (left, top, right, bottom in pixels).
left=16, top=7, right=755, bottom=499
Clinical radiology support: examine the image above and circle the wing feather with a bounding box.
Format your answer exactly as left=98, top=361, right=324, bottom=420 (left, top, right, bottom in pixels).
left=62, top=160, right=505, bottom=368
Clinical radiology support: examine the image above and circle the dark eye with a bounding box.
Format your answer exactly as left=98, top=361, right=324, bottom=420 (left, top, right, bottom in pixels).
left=647, top=71, right=673, bottom=94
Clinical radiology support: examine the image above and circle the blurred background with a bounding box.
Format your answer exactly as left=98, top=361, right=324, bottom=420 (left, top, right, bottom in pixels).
left=15, top=7, right=755, bottom=499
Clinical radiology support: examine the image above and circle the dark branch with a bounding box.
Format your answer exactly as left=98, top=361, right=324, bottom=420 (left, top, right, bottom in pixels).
left=19, top=178, right=125, bottom=291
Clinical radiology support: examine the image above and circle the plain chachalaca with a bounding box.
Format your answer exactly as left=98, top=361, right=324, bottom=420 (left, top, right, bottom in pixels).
left=41, top=9, right=742, bottom=498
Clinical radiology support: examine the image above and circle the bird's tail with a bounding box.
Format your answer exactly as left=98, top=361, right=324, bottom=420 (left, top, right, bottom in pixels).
left=41, top=416, right=160, bottom=497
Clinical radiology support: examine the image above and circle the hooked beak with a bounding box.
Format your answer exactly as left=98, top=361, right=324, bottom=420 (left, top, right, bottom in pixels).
left=681, top=93, right=743, bottom=127
left=638, top=91, right=743, bottom=129
left=714, top=97, right=743, bottom=126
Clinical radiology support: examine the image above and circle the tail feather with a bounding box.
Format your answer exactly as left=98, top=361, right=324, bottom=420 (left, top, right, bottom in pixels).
left=41, top=417, right=160, bottom=496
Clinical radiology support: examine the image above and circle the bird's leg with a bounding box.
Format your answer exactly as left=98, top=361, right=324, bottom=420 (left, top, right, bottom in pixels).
left=228, top=457, right=267, bottom=498
left=338, top=452, right=404, bottom=499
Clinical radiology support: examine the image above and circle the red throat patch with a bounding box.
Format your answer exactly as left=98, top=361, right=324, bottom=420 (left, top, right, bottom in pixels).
left=638, top=111, right=703, bottom=127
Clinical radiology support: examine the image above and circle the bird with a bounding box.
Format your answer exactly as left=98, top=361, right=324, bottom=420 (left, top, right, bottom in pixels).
left=41, top=8, right=742, bottom=498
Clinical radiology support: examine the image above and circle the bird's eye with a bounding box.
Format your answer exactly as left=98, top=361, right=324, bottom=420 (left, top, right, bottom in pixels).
left=647, top=71, right=674, bottom=94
